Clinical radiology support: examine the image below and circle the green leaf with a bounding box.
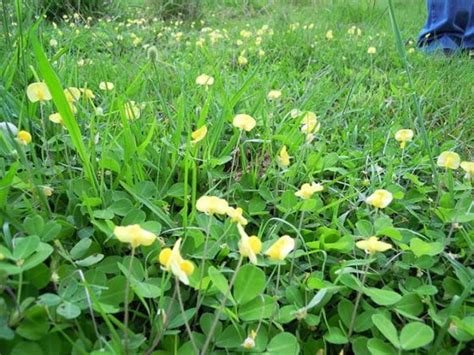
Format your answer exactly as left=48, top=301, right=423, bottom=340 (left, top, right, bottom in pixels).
left=37, top=293, right=62, bottom=307
left=215, top=325, right=243, bottom=348
left=56, top=302, right=81, bottom=320
left=168, top=308, right=196, bottom=329
left=367, top=338, right=397, bottom=355
left=239, top=295, right=276, bottom=321
left=208, top=266, right=234, bottom=303
left=75, top=253, right=104, bottom=267
left=266, top=332, right=300, bottom=354
left=70, top=238, right=92, bottom=260
left=371, top=314, right=399, bottom=347
left=395, top=293, right=424, bottom=318
left=10, top=341, right=45, bottom=355
left=16, top=306, right=49, bottom=340
left=21, top=243, right=54, bottom=272
left=356, top=220, right=373, bottom=237
left=31, top=35, right=97, bottom=194
left=400, top=322, right=434, bottom=350
left=409, top=238, right=443, bottom=257
left=233, top=264, right=266, bottom=305
left=324, top=327, right=348, bottom=344
left=131, top=280, right=161, bottom=298
left=365, top=288, right=402, bottom=306
left=13, top=236, right=40, bottom=260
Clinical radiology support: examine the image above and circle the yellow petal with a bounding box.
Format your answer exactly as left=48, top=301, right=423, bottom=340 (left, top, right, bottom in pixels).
left=64, top=87, right=81, bottom=102
left=26, top=82, right=52, bottom=102
left=437, top=151, right=460, bottom=170
left=356, top=236, right=392, bottom=254
left=196, top=74, right=214, bottom=86
left=114, top=224, right=156, bottom=248
left=49, top=113, right=64, bottom=125
left=277, top=145, right=290, bottom=167
left=180, top=260, right=194, bottom=276
left=191, top=125, right=207, bottom=144
left=17, top=130, right=32, bottom=145
left=159, top=248, right=172, bottom=267
left=226, top=206, right=248, bottom=225
left=196, top=196, right=229, bottom=215
left=233, top=114, right=256, bottom=132
left=265, top=235, right=295, bottom=260
left=99, top=81, right=114, bottom=90
left=267, top=90, right=282, bottom=100
left=366, top=189, right=393, bottom=209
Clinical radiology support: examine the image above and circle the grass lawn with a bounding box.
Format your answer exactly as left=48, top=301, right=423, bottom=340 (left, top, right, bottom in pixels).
left=0, top=0, right=473, bottom=354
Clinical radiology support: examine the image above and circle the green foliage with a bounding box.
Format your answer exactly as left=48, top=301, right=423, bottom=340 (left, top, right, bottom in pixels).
left=147, top=0, right=201, bottom=20
left=0, top=0, right=473, bottom=354
left=32, top=0, right=110, bottom=19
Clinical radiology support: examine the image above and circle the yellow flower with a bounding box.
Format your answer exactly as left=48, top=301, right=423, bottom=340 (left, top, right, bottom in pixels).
left=159, top=238, right=194, bottom=285
left=267, top=90, right=282, bottom=100
left=233, top=114, right=256, bottom=132
left=80, top=88, right=95, bottom=99
left=460, top=161, right=474, bottom=179
left=295, top=182, right=323, bottom=199
left=114, top=224, right=157, bottom=248
left=356, top=236, right=392, bottom=254
left=326, top=30, right=334, bottom=40
left=290, top=108, right=302, bottom=118
left=99, top=81, right=114, bottom=91
left=196, top=196, right=229, bottom=215
left=437, top=151, right=460, bottom=170
left=124, top=101, right=141, bottom=120
left=17, top=130, right=32, bottom=145
left=300, top=111, right=320, bottom=134
left=42, top=186, right=54, bottom=197
left=195, top=74, right=214, bottom=86
left=49, top=38, right=58, bottom=47
left=64, top=87, right=81, bottom=102
left=226, top=206, right=248, bottom=225
left=49, top=113, right=64, bottom=125
left=26, top=82, right=52, bottom=103
left=394, top=129, right=414, bottom=149
left=265, top=235, right=295, bottom=261
left=238, top=55, right=248, bottom=66
left=367, top=46, right=377, bottom=54
left=366, top=189, right=393, bottom=209
left=240, top=30, right=252, bottom=38
left=242, top=330, right=257, bottom=349
left=191, top=125, right=207, bottom=144
left=237, top=224, right=262, bottom=264
left=277, top=145, right=291, bottom=167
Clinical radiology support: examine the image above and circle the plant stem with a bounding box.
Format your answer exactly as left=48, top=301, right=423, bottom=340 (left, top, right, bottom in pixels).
left=227, top=130, right=243, bottom=191
left=123, top=247, right=135, bottom=355
left=201, top=256, right=243, bottom=354
left=387, top=0, right=439, bottom=186
left=347, top=261, right=370, bottom=340
left=289, top=210, right=305, bottom=278
left=175, top=278, right=198, bottom=354
left=194, top=216, right=213, bottom=315
left=145, top=286, right=177, bottom=355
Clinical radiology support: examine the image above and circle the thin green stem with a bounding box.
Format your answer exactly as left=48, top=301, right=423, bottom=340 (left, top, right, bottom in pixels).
left=194, top=217, right=213, bottom=315
left=387, top=0, right=439, bottom=186
left=347, top=261, right=370, bottom=340
left=201, top=256, right=244, bottom=354
left=123, top=247, right=135, bottom=355
left=175, top=278, right=198, bottom=354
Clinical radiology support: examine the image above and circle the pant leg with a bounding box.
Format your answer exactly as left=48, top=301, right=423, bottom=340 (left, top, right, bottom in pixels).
left=462, top=1, right=474, bottom=49
left=418, top=0, right=471, bottom=51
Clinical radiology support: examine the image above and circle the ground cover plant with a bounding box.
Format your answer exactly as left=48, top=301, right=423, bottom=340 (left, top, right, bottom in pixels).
left=0, top=0, right=473, bottom=354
